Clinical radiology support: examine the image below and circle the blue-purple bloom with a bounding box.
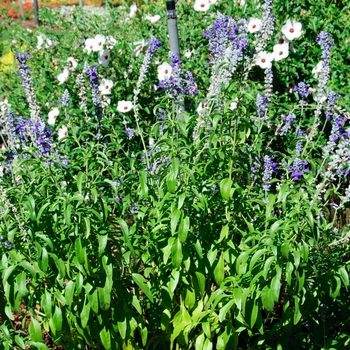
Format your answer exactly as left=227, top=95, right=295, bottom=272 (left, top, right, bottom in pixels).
left=87, top=65, right=103, bottom=121
left=14, top=52, right=40, bottom=121
left=125, top=128, right=137, bottom=139
left=262, top=155, right=278, bottom=195
left=58, top=89, right=71, bottom=107
left=288, top=158, right=309, bottom=181
left=158, top=52, right=198, bottom=100
left=280, top=113, right=295, bottom=135
left=294, top=82, right=311, bottom=103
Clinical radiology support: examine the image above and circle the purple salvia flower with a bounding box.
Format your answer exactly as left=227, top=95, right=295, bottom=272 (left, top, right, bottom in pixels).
left=294, top=82, right=311, bottom=103
left=58, top=89, right=71, bottom=107
left=125, top=128, right=137, bottom=139
left=262, top=155, right=278, bottom=199
left=325, top=92, right=341, bottom=120
left=14, top=52, right=40, bottom=121
left=279, top=113, right=295, bottom=135
left=288, top=158, right=309, bottom=181
left=158, top=52, right=198, bottom=101
left=254, top=0, right=275, bottom=53
left=256, top=94, right=269, bottom=116
left=86, top=65, right=103, bottom=122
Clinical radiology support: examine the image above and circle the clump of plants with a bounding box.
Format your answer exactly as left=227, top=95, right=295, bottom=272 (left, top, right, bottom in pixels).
left=1, top=0, right=350, bottom=349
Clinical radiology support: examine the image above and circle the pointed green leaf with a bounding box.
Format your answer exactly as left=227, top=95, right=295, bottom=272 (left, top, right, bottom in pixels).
left=132, top=273, right=154, bottom=303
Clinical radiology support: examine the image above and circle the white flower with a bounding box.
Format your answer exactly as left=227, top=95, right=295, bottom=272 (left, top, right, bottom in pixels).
left=58, top=125, right=68, bottom=140
left=84, top=38, right=96, bottom=54
left=272, top=43, right=289, bottom=61
left=281, top=19, right=302, bottom=41
left=101, top=95, right=111, bottom=107
left=247, top=18, right=262, bottom=33
left=255, top=51, right=274, bottom=69
left=67, top=57, right=78, bottom=71
left=117, top=101, right=133, bottom=113
left=93, top=34, right=106, bottom=52
left=133, top=40, right=148, bottom=57
left=98, top=79, right=113, bottom=95
left=184, top=48, right=195, bottom=58
left=229, top=99, right=238, bottom=110
left=98, top=50, right=110, bottom=67
left=106, top=36, right=117, bottom=49
left=37, top=35, right=53, bottom=49
left=145, top=14, right=161, bottom=24
left=57, top=68, right=69, bottom=85
left=197, top=102, right=206, bottom=114
left=194, top=0, right=211, bottom=12
left=48, top=107, right=59, bottom=125
left=157, top=62, right=172, bottom=81
left=312, top=61, right=323, bottom=77
left=0, top=99, right=11, bottom=113
left=129, top=3, right=137, bottom=18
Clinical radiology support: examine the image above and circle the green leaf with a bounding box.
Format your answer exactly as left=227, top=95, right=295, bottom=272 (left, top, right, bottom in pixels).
left=220, top=178, right=232, bottom=201
left=75, top=237, right=86, bottom=265
left=214, top=254, right=225, bottom=286
left=65, top=280, right=75, bottom=306
left=178, top=216, right=190, bottom=243
left=14, top=335, right=25, bottom=349
left=330, top=275, right=341, bottom=298
left=29, top=342, right=49, bottom=350
left=98, top=234, right=108, bottom=256
left=40, top=247, right=48, bottom=273
left=249, top=249, right=268, bottom=272
left=263, top=256, right=276, bottom=280
left=195, top=333, right=205, bottom=350
left=171, top=209, right=181, bottom=235
left=64, top=203, right=72, bottom=227
left=195, top=272, right=206, bottom=297
left=29, top=318, right=42, bottom=343
left=171, top=238, right=183, bottom=268
left=219, top=299, right=235, bottom=322
left=100, top=327, right=111, bottom=349
left=76, top=172, right=84, bottom=194
left=52, top=306, right=62, bottom=332
left=140, top=170, right=148, bottom=197
left=117, top=317, right=127, bottom=339
left=84, top=217, right=91, bottom=239
left=261, top=286, right=274, bottom=312
left=132, top=273, right=154, bottom=303
left=81, top=301, right=91, bottom=329
left=293, top=296, right=302, bottom=325
left=338, top=267, right=349, bottom=288
left=167, top=173, right=176, bottom=193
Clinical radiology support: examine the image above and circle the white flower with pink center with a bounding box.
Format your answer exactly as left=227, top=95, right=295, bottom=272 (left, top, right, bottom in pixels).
left=117, top=101, right=133, bottom=113
left=272, top=43, right=289, bottom=61
left=58, top=125, right=68, bottom=140
left=48, top=107, right=59, bottom=125
left=98, top=79, right=114, bottom=95
left=98, top=50, right=110, bottom=67
left=93, top=34, right=106, bottom=52
left=84, top=38, right=96, bottom=54
left=247, top=18, right=262, bottom=33
left=194, top=0, right=211, bottom=12
left=157, top=62, right=172, bottom=81
left=281, top=19, right=302, bottom=41
left=57, top=68, right=69, bottom=85
left=255, top=51, right=274, bottom=69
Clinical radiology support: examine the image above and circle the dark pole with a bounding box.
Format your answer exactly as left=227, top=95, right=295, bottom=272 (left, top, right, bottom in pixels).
left=33, top=0, right=39, bottom=25
left=165, top=0, right=180, bottom=54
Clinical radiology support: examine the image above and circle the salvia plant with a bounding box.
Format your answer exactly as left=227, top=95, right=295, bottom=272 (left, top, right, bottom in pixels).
left=0, top=0, right=350, bottom=349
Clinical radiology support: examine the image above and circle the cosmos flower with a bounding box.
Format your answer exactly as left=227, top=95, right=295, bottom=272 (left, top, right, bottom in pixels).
left=48, top=107, right=59, bottom=125
left=272, top=43, right=289, bottom=61
left=93, top=34, right=106, bottom=52
left=255, top=51, right=274, bottom=69
left=194, top=0, right=211, bottom=12
left=157, top=62, right=172, bottom=81
left=57, top=68, right=69, bottom=85
left=117, top=100, right=133, bottom=113
left=98, top=79, right=113, bottom=95
left=247, top=18, right=262, bottom=33
left=98, top=50, right=110, bottom=67
left=58, top=125, right=68, bottom=140
left=84, top=38, right=96, bottom=54
left=67, top=57, right=78, bottom=70
left=281, top=19, right=303, bottom=41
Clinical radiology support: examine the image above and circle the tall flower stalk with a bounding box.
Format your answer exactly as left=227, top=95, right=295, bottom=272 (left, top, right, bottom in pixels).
left=14, top=52, right=40, bottom=122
